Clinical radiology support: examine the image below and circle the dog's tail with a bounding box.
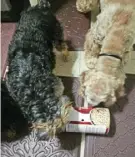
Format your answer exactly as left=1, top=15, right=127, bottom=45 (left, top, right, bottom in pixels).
left=37, top=0, right=51, bottom=9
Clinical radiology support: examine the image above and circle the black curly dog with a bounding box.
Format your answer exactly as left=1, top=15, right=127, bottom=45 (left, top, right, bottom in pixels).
left=4, top=0, right=70, bottom=139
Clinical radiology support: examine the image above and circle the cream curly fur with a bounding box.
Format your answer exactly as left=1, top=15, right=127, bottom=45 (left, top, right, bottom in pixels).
left=76, top=0, right=99, bottom=12
left=78, top=0, right=135, bottom=107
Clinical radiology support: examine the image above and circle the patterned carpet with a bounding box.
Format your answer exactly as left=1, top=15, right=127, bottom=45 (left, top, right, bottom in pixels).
left=1, top=131, right=81, bottom=157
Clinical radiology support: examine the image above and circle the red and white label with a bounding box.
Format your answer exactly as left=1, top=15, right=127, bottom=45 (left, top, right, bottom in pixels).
left=64, top=107, right=110, bottom=134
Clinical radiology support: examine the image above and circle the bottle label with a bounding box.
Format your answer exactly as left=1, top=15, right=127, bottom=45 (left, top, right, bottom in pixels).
left=65, top=123, right=108, bottom=134
left=64, top=107, right=110, bottom=134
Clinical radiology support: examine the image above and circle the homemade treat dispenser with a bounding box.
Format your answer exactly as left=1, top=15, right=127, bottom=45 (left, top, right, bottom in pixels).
left=64, top=107, right=110, bottom=134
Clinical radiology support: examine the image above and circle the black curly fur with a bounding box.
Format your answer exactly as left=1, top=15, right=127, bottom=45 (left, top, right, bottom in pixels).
left=5, top=0, right=68, bottom=131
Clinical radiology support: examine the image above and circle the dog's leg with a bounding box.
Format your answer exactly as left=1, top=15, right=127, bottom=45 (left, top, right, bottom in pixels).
left=53, top=21, right=69, bottom=62
left=84, top=29, right=101, bottom=69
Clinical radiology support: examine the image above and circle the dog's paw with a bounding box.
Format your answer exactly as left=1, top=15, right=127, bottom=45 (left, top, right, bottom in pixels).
left=62, top=50, right=69, bottom=62
left=61, top=42, right=69, bottom=62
